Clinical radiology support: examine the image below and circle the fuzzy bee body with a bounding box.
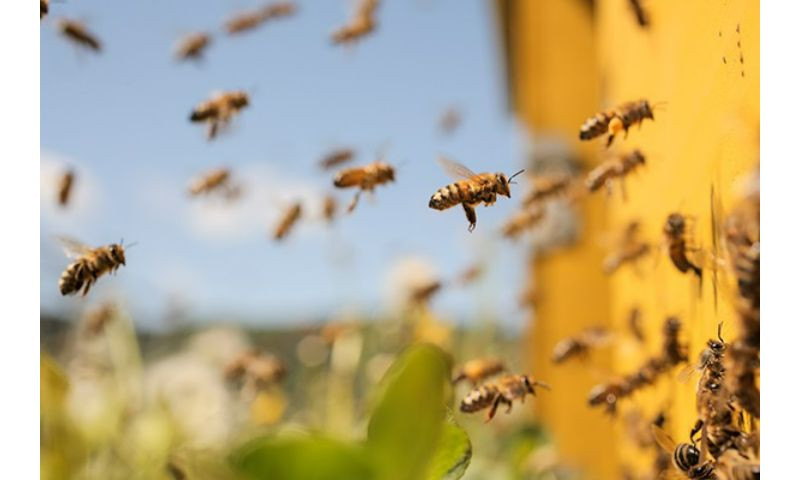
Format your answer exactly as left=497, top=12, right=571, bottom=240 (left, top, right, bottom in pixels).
left=57, top=170, right=74, bottom=207
left=319, top=148, right=356, bottom=170
left=189, top=91, right=249, bottom=140
left=586, top=150, right=646, bottom=193
left=459, top=384, right=499, bottom=413
left=551, top=327, right=611, bottom=364
left=58, top=19, right=102, bottom=52
left=579, top=100, right=655, bottom=147
left=333, top=161, right=395, bottom=213
left=175, top=33, right=211, bottom=61
left=59, top=243, right=127, bottom=296
left=664, top=213, right=703, bottom=279
left=501, top=205, right=546, bottom=239
left=452, top=358, right=506, bottom=386
left=331, top=0, right=379, bottom=45
left=460, top=374, right=549, bottom=421
left=273, top=203, right=302, bottom=241
left=188, top=168, right=232, bottom=196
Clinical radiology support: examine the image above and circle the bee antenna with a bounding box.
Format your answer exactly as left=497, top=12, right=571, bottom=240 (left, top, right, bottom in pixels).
left=125, top=241, right=139, bottom=250
left=651, top=100, right=668, bottom=111
left=508, top=169, right=525, bottom=184
left=717, top=322, right=724, bottom=342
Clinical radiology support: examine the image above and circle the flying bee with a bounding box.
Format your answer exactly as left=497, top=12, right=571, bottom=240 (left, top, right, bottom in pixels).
left=652, top=424, right=717, bottom=479
left=331, top=0, right=379, bottom=45
left=585, top=150, right=646, bottom=195
left=500, top=204, right=545, bottom=239
left=579, top=100, right=656, bottom=147
left=551, top=326, right=613, bottom=364
left=460, top=374, right=550, bottom=422
left=408, top=279, right=442, bottom=306
left=438, top=106, right=462, bottom=135
left=57, top=169, right=75, bottom=207
left=664, top=213, right=703, bottom=279
left=224, top=8, right=267, bottom=35
left=603, top=220, right=651, bottom=274
left=628, top=0, right=649, bottom=28
left=521, top=174, right=574, bottom=207
left=189, top=90, right=250, bottom=140
left=333, top=161, right=395, bottom=213
left=452, top=357, right=506, bottom=386
left=319, top=148, right=356, bottom=170
left=261, top=2, right=297, bottom=20
left=57, top=19, right=102, bottom=52
left=429, top=155, right=524, bottom=232
left=587, top=382, right=626, bottom=414
left=41, top=0, right=48, bottom=19
left=273, top=202, right=302, bottom=241
left=187, top=167, right=239, bottom=198
left=224, top=351, right=286, bottom=389
left=322, top=195, right=337, bottom=222
left=454, top=263, right=484, bottom=287
left=57, top=237, right=129, bottom=296
left=174, top=32, right=211, bottom=61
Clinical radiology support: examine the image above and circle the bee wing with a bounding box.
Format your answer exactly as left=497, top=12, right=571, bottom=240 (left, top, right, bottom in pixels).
left=55, top=235, right=92, bottom=259
left=437, top=155, right=477, bottom=180
left=651, top=424, right=677, bottom=454
left=676, top=363, right=698, bottom=383
left=582, top=327, right=613, bottom=345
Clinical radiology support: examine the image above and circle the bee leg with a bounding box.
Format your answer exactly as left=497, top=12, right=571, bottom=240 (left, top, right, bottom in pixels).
left=347, top=191, right=361, bottom=213
left=462, top=204, right=477, bottom=232
left=505, top=398, right=513, bottom=413
left=486, top=395, right=502, bottom=422
left=605, top=134, right=615, bottom=148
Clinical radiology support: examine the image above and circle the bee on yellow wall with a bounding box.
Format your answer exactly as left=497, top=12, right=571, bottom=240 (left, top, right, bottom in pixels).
left=579, top=100, right=656, bottom=147
left=585, top=150, right=646, bottom=196
left=663, top=213, right=703, bottom=280
left=603, top=220, right=650, bottom=274
left=551, top=327, right=613, bottom=364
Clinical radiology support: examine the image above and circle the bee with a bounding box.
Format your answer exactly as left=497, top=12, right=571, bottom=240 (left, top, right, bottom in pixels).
left=41, top=0, right=48, bottom=20
left=408, top=279, right=442, bottom=306
left=429, top=155, right=524, bottom=232
left=57, top=169, right=75, bottom=207
left=521, top=174, right=575, bottom=207
left=679, top=324, right=726, bottom=383
left=187, top=167, right=238, bottom=197
left=603, top=220, right=650, bottom=274
left=57, top=19, right=102, bottom=52
left=333, top=161, right=395, bottom=213
left=261, top=2, right=297, bottom=20
left=438, top=107, right=462, bottom=135
left=58, top=238, right=128, bottom=296
left=628, top=307, right=645, bottom=343
left=652, top=424, right=717, bottom=479
left=224, top=9, right=266, bottom=34
left=452, top=357, right=506, bottom=386
left=579, top=100, right=655, bottom=147
left=319, top=148, right=356, bottom=170
left=587, top=382, right=626, bottom=414
left=664, top=213, right=703, bottom=279
left=322, top=195, right=337, bottom=222
left=224, top=351, right=287, bottom=389
left=727, top=340, right=760, bottom=419
left=551, top=327, right=613, bottom=364
left=715, top=449, right=759, bottom=480
left=585, top=150, right=646, bottom=195
left=189, top=90, right=249, bottom=140
left=662, top=316, right=687, bottom=365
left=629, top=0, right=649, bottom=28
left=331, top=0, right=379, bottom=45
left=460, top=374, right=550, bottom=422
left=500, top=205, right=545, bottom=239
left=174, top=32, right=211, bottom=61
left=273, top=202, right=302, bottom=241
left=454, top=263, right=484, bottom=287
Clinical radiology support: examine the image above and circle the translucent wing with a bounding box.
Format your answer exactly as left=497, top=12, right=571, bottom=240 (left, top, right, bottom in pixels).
left=437, top=155, right=477, bottom=180
left=651, top=424, right=677, bottom=454
left=55, top=235, right=92, bottom=259
left=677, top=363, right=699, bottom=383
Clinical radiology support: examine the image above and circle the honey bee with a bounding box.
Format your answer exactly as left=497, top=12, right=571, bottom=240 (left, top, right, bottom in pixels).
left=187, top=167, right=238, bottom=197
left=322, top=195, right=337, bottom=222
left=460, top=374, right=550, bottom=422
left=629, top=0, right=650, bottom=28
left=57, top=169, right=75, bottom=207
left=652, top=424, right=716, bottom=479
left=224, top=3, right=295, bottom=35
left=454, top=263, right=484, bottom=287
left=331, top=0, right=379, bottom=45
left=551, top=327, right=613, bottom=364
left=521, top=174, right=575, bottom=207
left=261, top=2, right=297, bottom=20
left=273, top=202, right=302, bottom=241
left=41, top=0, right=48, bottom=20
left=715, top=449, right=759, bottom=480
left=224, top=351, right=286, bottom=389
left=333, top=160, right=395, bottom=213
left=57, top=19, right=102, bottom=52
left=603, top=220, right=651, bottom=274
left=58, top=238, right=128, bottom=296
left=452, top=357, right=506, bottom=386
left=319, top=148, right=356, bottom=170
left=585, top=150, right=646, bottom=195
left=408, top=279, right=442, bottom=306
left=500, top=205, right=546, bottom=239
left=429, top=155, right=524, bottom=232
left=438, top=107, right=462, bottom=135
left=189, top=90, right=249, bottom=140
left=679, top=324, right=725, bottom=383
left=579, top=100, right=656, bottom=147
left=664, top=213, right=703, bottom=279
left=174, top=32, right=211, bottom=61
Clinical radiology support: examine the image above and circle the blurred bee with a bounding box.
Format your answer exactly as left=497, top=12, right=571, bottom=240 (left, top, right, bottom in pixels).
left=174, top=32, right=211, bottom=61
left=628, top=307, right=645, bottom=343
left=187, top=167, right=238, bottom=198
left=587, top=382, right=626, bottom=415
left=273, top=202, right=302, bottom=241
left=501, top=204, right=545, bottom=239
left=603, top=220, right=650, bottom=274
left=454, top=263, right=484, bottom=287
left=224, top=9, right=266, bottom=34
left=438, top=106, right=462, bottom=135
left=57, top=169, right=75, bottom=207
left=224, top=351, right=287, bottom=389
left=189, top=90, right=250, bottom=140
left=629, top=0, right=649, bottom=28
left=57, top=19, right=102, bottom=52
left=322, top=195, right=337, bottom=223
left=551, top=326, right=613, bottom=364
left=41, top=0, right=48, bottom=20
left=585, top=150, right=646, bottom=195
left=715, top=449, right=759, bottom=480
left=333, top=160, right=395, bottom=213
left=58, top=237, right=128, bottom=296
left=521, top=174, right=575, bottom=207
left=261, top=1, right=297, bottom=20
left=652, top=424, right=716, bottom=479
left=662, top=316, right=687, bottom=365
left=460, top=374, right=550, bottom=422
left=664, top=213, right=703, bottom=279
left=408, top=279, right=442, bottom=306
left=82, top=303, right=115, bottom=336
left=331, top=0, right=379, bottom=45
left=429, top=155, right=524, bottom=232
left=452, top=357, right=506, bottom=386
left=579, top=100, right=656, bottom=147
left=319, top=148, right=356, bottom=170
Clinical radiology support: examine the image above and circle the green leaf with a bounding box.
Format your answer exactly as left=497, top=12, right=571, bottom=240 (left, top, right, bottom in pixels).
left=367, top=343, right=452, bottom=480
left=230, top=434, right=376, bottom=480
left=423, top=418, right=472, bottom=480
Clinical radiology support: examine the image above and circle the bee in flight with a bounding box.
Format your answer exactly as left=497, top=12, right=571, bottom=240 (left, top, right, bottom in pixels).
left=500, top=204, right=545, bottom=240
left=551, top=326, right=613, bottom=364
left=651, top=424, right=717, bottom=479
left=41, top=0, right=48, bottom=20
left=57, top=19, right=102, bottom=53
left=331, top=0, right=379, bottom=45
left=429, top=155, right=524, bottom=232
left=319, top=148, right=356, bottom=170
left=452, top=357, right=506, bottom=386
left=322, top=195, right=337, bottom=223
left=664, top=213, right=702, bottom=279
left=57, top=169, right=75, bottom=207
left=521, top=173, right=576, bottom=207
left=585, top=149, right=646, bottom=197
left=174, top=32, right=211, bottom=62
left=187, top=167, right=241, bottom=199
left=460, top=374, right=550, bottom=422
left=603, top=220, right=650, bottom=274
left=189, top=90, right=250, bottom=140
left=224, top=2, right=296, bottom=35
left=273, top=202, right=302, bottom=241
left=438, top=106, right=462, bottom=135
left=57, top=237, right=130, bottom=296
left=579, top=100, right=657, bottom=147
left=333, top=160, right=395, bottom=213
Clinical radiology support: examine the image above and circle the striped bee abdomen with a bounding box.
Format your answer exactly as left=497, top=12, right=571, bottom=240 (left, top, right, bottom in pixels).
left=429, top=181, right=469, bottom=210
left=579, top=111, right=613, bottom=140
left=59, top=260, right=88, bottom=295
left=459, top=384, right=499, bottom=413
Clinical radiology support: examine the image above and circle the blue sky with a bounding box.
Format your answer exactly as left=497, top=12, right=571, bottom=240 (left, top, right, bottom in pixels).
left=40, top=0, right=530, bottom=330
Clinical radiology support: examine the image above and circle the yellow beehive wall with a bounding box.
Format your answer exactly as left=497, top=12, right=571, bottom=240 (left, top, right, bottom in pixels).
left=499, top=0, right=759, bottom=477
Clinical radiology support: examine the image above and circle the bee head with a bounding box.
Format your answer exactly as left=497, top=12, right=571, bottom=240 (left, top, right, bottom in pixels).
left=497, top=169, right=525, bottom=197
left=228, top=91, right=249, bottom=109
left=664, top=213, right=685, bottom=236
left=521, top=375, right=534, bottom=393
left=110, top=244, right=126, bottom=266
left=630, top=149, right=646, bottom=166
left=640, top=99, right=655, bottom=120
